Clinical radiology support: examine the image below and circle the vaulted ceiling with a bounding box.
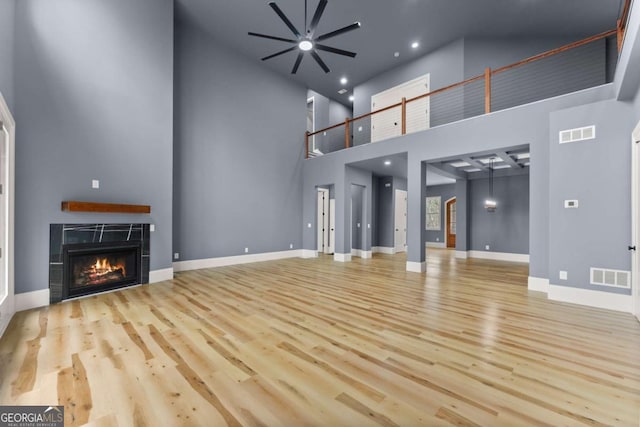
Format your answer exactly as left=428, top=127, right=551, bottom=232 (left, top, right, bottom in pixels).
left=176, top=0, right=621, bottom=103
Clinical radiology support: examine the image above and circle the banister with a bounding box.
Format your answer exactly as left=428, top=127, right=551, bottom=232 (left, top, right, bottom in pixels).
left=492, top=29, right=616, bottom=75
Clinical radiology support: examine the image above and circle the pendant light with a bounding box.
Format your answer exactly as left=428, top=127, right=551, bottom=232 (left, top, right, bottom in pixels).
left=484, top=158, right=497, bottom=212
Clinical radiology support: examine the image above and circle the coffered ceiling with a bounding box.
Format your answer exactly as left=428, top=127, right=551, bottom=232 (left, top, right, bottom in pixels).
left=176, top=0, right=621, bottom=103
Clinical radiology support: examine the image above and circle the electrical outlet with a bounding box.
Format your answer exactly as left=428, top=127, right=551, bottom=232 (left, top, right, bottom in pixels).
left=436, top=238, right=439, bottom=242
left=357, top=223, right=361, bottom=228
left=559, top=271, right=568, bottom=280
left=289, top=243, right=293, bottom=249
left=244, top=247, right=249, bottom=253
left=91, top=179, right=100, bottom=189
left=485, top=245, right=490, bottom=250
left=307, top=223, right=312, bottom=228
left=174, top=252, right=179, bottom=260
left=367, top=224, right=370, bottom=229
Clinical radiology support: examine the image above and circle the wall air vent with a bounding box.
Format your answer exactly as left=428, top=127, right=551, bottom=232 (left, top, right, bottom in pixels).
left=559, top=125, right=595, bottom=144
left=590, top=267, right=630, bottom=289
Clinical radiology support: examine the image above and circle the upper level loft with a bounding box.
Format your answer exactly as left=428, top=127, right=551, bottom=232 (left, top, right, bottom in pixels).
left=304, top=0, right=633, bottom=159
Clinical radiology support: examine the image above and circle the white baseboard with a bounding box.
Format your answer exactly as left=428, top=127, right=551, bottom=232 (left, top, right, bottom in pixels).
left=149, top=268, right=174, bottom=283
left=426, top=242, right=446, bottom=248
left=406, top=261, right=426, bottom=273
left=351, top=249, right=359, bottom=257
left=301, top=250, right=318, bottom=259
left=372, top=246, right=395, bottom=254
left=334, top=253, right=352, bottom=262
left=0, top=310, right=12, bottom=339
left=468, top=250, right=529, bottom=263
left=173, top=250, right=302, bottom=272
left=455, top=251, right=468, bottom=259
left=548, top=284, right=633, bottom=313
left=360, top=251, right=372, bottom=259
left=528, top=276, right=550, bottom=293
left=15, top=289, right=50, bottom=312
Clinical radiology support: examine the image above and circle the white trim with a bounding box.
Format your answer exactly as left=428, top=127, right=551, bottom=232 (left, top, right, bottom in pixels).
left=360, top=251, right=372, bottom=259
left=548, top=284, right=633, bottom=313
left=455, top=251, right=468, bottom=259
left=0, top=92, right=15, bottom=333
left=301, top=249, right=318, bottom=259
left=173, top=250, right=303, bottom=272
left=467, top=250, right=530, bottom=263
left=372, top=246, right=395, bottom=254
left=15, top=289, right=50, bottom=312
left=149, top=268, right=174, bottom=283
left=351, top=248, right=360, bottom=257
left=334, top=253, right=352, bottom=262
left=406, top=261, right=426, bottom=273
left=528, top=276, right=550, bottom=293
left=633, top=120, right=640, bottom=321
left=426, top=242, right=446, bottom=248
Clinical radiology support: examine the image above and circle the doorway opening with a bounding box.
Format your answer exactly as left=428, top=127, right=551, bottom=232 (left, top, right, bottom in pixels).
left=445, top=197, right=457, bottom=249
left=632, top=119, right=640, bottom=322
left=0, top=94, right=15, bottom=338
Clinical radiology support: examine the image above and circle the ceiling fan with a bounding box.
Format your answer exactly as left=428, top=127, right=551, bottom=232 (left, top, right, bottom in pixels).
left=248, top=0, right=361, bottom=74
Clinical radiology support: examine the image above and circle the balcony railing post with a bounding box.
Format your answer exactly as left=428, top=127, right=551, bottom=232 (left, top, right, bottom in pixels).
left=345, top=118, right=350, bottom=149
left=401, top=97, right=407, bottom=135
left=305, top=131, right=310, bottom=159
left=617, top=19, right=623, bottom=52
left=484, top=67, right=492, bottom=114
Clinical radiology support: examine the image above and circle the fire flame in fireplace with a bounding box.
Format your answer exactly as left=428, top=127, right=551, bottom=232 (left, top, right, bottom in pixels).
left=92, top=257, right=126, bottom=277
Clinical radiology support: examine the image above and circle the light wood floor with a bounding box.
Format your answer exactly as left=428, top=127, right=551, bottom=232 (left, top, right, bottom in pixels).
left=1, top=250, right=639, bottom=426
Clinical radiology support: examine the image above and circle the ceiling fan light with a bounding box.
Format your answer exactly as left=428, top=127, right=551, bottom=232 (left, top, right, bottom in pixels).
left=299, top=40, right=313, bottom=51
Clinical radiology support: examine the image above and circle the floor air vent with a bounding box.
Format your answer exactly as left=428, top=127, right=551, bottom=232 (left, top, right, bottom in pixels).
left=590, top=268, right=630, bottom=289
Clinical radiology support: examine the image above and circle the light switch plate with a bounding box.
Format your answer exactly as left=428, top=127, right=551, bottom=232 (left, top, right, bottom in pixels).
left=559, top=270, right=568, bottom=280
left=564, top=200, right=579, bottom=208
left=92, top=179, right=99, bottom=189
left=150, top=224, right=155, bottom=232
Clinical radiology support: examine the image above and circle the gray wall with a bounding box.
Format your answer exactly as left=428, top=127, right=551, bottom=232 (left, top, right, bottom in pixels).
left=549, top=99, right=633, bottom=294
left=0, top=0, right=14, bottom=109
left=303, top=83, right=618, bottom=288
left=469, top=174, right=530, bottom=254
left=14, top=0, right=174, bottom=294
left=353, top=39, right=465, bottom=144
left=425, top=184, right=456, bottom=243
left=174, top=21, right=305, bottom=261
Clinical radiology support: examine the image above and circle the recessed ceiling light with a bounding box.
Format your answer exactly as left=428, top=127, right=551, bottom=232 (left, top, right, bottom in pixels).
left=411, top=41, right=419, bottom=49
left=348, top=95, right=354, bottom=102
left=394, top=52, right=400, bottom=58
left=299, top=40, right=313, bottom=51
left=340, top=76, right=348, bottom=85
left=384, top=160, right=391, bottom=166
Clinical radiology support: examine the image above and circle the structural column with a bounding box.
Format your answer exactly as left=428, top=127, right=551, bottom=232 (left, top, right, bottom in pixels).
left=454, top=179, right=470, bottom=258
left=406, top=159, right=426, bottom=272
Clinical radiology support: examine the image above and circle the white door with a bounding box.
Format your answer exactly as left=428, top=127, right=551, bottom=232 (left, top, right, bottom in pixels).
left=0, top=94, right=14, bottom=338
left=633, top=120, right=640, bottom=322
left=371, top=74, right=430, bottom=143
left=317, top=189, right=330, bottom=253
left=394, top=189, right=408, bottom=253
left=328, top=199, right=335, bottom=254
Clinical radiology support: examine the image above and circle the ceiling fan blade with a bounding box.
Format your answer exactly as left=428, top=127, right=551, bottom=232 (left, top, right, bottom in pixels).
left=316, top=22, right=361, bottom=42
left=291, top=52, right=304, bottom=74
left=248, top=32, right=297, bottom=43
left=268, top=2, right=301, bottom=37
left=309, top=0, right=328, bottom=33
left=262, top=46, right=297, bottom=61
left=315, top=44, right=357, bottom=58
left=310, top=50, right=330, bottom=73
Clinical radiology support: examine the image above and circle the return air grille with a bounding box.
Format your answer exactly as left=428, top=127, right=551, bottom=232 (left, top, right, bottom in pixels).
left=559, top=125, right=595, bottom=144
left=590, top=267, right=630, bottom=289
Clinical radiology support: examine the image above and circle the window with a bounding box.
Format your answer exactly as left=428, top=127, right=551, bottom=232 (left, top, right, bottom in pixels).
left=426, top=196, right=441, bottom=230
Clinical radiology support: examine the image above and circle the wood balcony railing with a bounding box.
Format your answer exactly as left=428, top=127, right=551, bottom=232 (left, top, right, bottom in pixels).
left=305, top=0, right=632, bottom=159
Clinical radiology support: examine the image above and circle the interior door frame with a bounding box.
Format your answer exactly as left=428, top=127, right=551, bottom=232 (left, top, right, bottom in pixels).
left=632, top=119, right=640, bottom=322
left=394, top=189, right=408, bottom=253
left=445, top=197, right=456, bottom=249
left=317, top=188, right=330, bottom=253
left=0, top=92, right=15, bottom=337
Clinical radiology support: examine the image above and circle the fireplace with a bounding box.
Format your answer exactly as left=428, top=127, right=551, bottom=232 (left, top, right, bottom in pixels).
left=50, top=224, right=150, bottom=303
left=63, top=241, right=142, bottom=299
